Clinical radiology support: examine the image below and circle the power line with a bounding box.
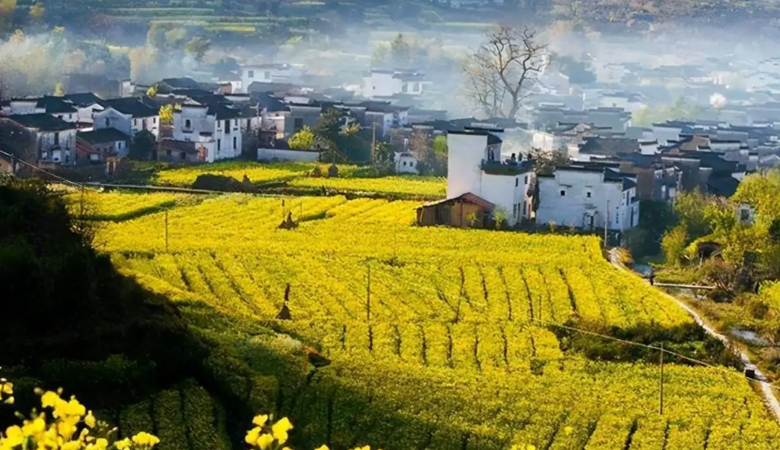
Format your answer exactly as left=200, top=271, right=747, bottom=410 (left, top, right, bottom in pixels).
left=0, top=148, right=84, bottom=188
left=530, top=317, right=780, bottom=393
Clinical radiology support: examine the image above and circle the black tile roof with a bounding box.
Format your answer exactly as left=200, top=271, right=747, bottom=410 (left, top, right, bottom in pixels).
left=207, top=104, right=243, bottom=120
left=5, top=114, right=76, bottom=131
left=161, top=77, right=202, bottom=89
left=707, top=175, right=739, bottom=197
left=62, top=93, right=103, bottom=106
left=77, top=128, right=130, bottom=144
left=579, top=137, right=639, bottom=155
left=100, top=98, right=159, bottom=118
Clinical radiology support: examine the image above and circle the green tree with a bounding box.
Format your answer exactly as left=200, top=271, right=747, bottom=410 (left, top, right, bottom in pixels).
left=53, top=82, right=64, bottom=96
left=0, top=0, right=16, bottom=33
left=661, top=225, right=688, bottom=266
left=390, top=33, right=411, bottom=68
left=129, top=130, right=156, bottom=160
left=184, top=37, right=211, bottom=62
left=146, top=85, right=157, bottom=98
left=288, top=126, right=314, bottom=150
left=159, top=104, right=176, bottom=126
left=28, top=1, right=44, bottom=22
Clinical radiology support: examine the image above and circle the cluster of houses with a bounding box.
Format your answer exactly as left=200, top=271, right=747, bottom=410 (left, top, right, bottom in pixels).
left=3, top=54, right=780, bottom=237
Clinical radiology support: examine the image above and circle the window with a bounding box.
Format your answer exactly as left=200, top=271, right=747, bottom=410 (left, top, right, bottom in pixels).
left=54, top=133, right=59, bottom=146
left=560, top=190, right=566, bottom=196
left=248, top=70, right=255, bottom=79
left=413, top=82, right=420, bottom=92
left=409, top=161, right=414, bottom=167
left=402, top=84, right=408, bottom=93
left=586, top=191, right=592, bottom=198
left=166, top=149, right=172, bottom=156
left=217, top=139, right=221, bottom=152
left=740, top=208, right=751, bottom=223
left=185, top=119, right=191, bottom=129
left=513, top=204, right=517, bottom=217
left=153, top=117, right=157, bottom=124
left=118, top=142, right=122, bottom=149
left=233, top=136, right=237, bottom=149
left=293, top=117, right=304, bottom=132
left=515, top=178, right=519, bottom=187
left=180, top=152, right=186, bottom=161
left=403, top=161, right=407, bottom=166
left=105, top=118, right=110, bottom=127
left=225, top=120, right=231, bottom=134
left=234, top=119, right=238, bottom=127
left=264, top=71, right=271, bottom=80
left=524, top=176, right=528, bottom=185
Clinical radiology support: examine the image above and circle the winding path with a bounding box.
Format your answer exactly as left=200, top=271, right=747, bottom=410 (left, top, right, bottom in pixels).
left=607, top=248, right=780, bottom=422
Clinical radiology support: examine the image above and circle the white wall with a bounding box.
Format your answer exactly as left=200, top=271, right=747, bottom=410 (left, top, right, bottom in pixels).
left=131, top=116, right=160, bottom=138
left=447, top=133, right=488, bottom=198
left=257, top=148, right=319, bottom=162
left=394, top=152, right=419, bottom=174
left=536, top=170, right=637, bottom=231
left=77, top=105, right=104, bottom=124
left=481, top=171, right=532, bottom=225
left=173, top=106, right=241, bottom=162
left=9, top=101, right=42, bottom=115
left=94, top=108, right=132, bottom=136
left=38, top=129, right=77, bottom=164
left=362, top=72, right=403, bottom=98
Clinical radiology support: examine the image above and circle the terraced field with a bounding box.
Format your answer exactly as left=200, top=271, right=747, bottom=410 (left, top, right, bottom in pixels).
left=81, top=191, right=780, bottom=450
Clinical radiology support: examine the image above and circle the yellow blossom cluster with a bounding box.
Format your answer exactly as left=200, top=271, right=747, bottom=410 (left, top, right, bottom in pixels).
left=0, top=388, right=160, bottom=450
left=245, top=415, right=376, bottom=450
left=0, top=378, right=13, bottom=406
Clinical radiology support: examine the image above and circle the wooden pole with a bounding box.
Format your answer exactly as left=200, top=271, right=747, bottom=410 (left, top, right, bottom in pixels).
left=659, top=343, right=665, bottom=415
left=366, top=263, right=371, bottom=322
left=371, top=122, right=376, bottom=166
left=604, top=199, right=609, bottom=248
left=164, top=209, right=169, bottom=253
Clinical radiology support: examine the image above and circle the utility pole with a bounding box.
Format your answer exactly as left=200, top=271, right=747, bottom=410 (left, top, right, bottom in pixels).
left=371, top=122, right=377, bottom=167
left=659, top=343, right=665, bottom=415
left=164, top=209, right=169, bottom=253
left=604, top=199, right=610, bottom=248
left=366, top=263, right=371, bottom=322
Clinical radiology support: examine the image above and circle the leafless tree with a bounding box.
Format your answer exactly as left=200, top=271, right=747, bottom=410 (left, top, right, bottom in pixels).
left=463, top=26, right=548, bottom=119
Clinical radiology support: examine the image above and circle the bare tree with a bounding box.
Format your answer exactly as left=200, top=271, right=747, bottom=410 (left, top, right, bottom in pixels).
left=463, top=26, right=548, bottom=119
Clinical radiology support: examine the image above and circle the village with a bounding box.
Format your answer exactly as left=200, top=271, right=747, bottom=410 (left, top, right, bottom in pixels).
left=0, top=43, right=777, bottom=240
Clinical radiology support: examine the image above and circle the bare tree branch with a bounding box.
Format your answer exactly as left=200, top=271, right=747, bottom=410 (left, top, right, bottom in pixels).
left=462, top=25, right=548, bottom=119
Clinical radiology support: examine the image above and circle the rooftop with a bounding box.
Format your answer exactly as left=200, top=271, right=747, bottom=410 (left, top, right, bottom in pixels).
left=101, top=98, right=159, bottom=118
left=5, top=114, right=76, bottom=132
left=77, top=128, right=130, bottom=144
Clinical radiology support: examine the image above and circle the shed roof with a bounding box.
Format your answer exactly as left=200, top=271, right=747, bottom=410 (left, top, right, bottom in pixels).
left=77, top=128, right=130, bottom=144
left=417, top=192, right=494, bottom=210
left=6, top=114, right=76, bottom=131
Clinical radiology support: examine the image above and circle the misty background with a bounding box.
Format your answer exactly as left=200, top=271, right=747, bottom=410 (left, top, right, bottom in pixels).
left=1, top=0, right=780, bottom=122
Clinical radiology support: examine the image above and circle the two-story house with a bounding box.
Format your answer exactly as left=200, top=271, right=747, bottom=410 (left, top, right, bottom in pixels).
left=240, top=63, right=305, bottom=93
left=536, top=164, right=639, bottom=231
left=446, top=128, right=535, bottom=226
left=171, top=103, right=243, bottom=162
left=2, top=114, right=78, bottom=165
left=94, top=98, right=160, bottom=138
left=361, top=69, right=429, bottom=100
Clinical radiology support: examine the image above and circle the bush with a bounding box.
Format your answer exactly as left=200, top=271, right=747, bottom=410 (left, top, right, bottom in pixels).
left=192, top=174, right=253, bottom=192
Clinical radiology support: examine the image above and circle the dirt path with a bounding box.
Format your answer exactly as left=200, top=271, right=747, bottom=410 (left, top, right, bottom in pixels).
left=608, top=248, right=780, bottom=422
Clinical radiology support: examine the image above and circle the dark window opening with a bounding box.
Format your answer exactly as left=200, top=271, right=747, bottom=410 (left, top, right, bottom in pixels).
left=560, top=190, right=565, bottom=196
left=180, top=152, right=186, bottom=161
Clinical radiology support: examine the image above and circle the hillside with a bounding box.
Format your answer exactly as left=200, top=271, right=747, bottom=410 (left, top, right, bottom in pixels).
left=61, top=188, right=780, bottom=450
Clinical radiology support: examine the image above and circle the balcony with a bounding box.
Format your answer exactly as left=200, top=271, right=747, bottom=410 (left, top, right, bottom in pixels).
left=481, top=159, right=534, bottom=175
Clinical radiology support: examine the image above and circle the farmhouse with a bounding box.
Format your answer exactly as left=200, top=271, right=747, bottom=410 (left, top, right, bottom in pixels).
left=1, top=114, right=77, bottom=165
left=95, top=98, right=160, bottom=138
left=536, top=164, right=640, bottom=231
left=171, top=103, right=243, bottom=162
left=76, top=128, right=131, bottom=163
left=447, top=128, right=535, bottom=226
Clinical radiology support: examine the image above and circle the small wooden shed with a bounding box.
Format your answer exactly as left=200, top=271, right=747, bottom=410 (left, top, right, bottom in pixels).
left=416, top=192, right=494, bottom=228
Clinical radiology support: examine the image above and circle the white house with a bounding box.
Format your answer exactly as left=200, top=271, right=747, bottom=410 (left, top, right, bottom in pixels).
left=63, top=93, right=105, bottom=124
left=4, top=114, right=78, bottom=165
left=361, top=69, right=428, bottom=99
left=447, top=129, right=535, bottom=225
left=394, top=151, right=419, bottom=174
left=239, top=63, right=305, bottom=92
left=172, top=103, right=243, bottom=162
left=94, top=99, right=160, bottom=138
left=536, top=165, right=639, bottom=231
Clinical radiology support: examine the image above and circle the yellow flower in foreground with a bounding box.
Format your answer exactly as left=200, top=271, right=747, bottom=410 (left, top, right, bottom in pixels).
left=252, top=415, right=268, bottom=427
left=527, top=446, right=537, bottom=450
left=115, top=438, right=132, bottom=450
left=1, top=383, right=12, bottom=395
left=315, top=446, right=330, bottom=450
left=256, top=433, right=275, bottom=450
left=132, top=432, right=160, bottom=447
left=61, top=441, right=81, bottom=450
left=564, top=426, right=574, bottom=435
left=3, top=426, right=24, bottom=447
left=245, top=427, right=261, bottom=445
left=22, top=416, right=45, bottom=436
left=271, top=417, right=293, bottom=443
left=85, top=411, right=96, bottom=429
left=3, top=397, right=13, bottom=405
left=41, top=391, right=60, bottom=408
